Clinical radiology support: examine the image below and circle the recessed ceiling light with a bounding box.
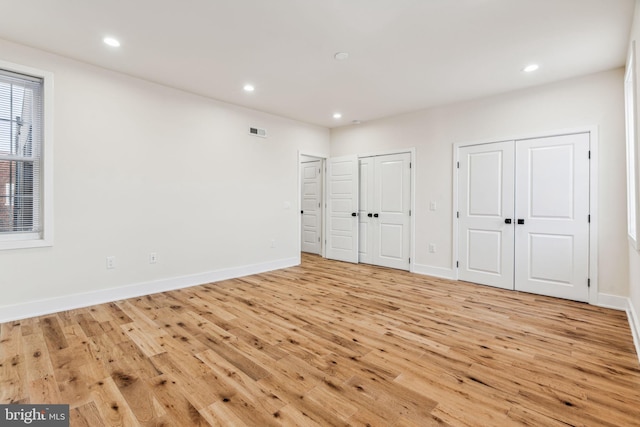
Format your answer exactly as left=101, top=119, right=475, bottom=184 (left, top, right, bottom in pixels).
left=103, top=37, right=120, bottom=47
left=334, top=52, right=349, bottom=61
left=333, top=113, right=342, bottom=119
left=243, top=84, right=255, bottom=92
left=523, top=64, right=539, bottom=73
left=352, top=120, right=361, bottom=125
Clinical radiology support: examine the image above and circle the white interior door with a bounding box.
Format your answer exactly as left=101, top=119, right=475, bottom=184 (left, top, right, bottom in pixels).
left=301, top=160, right=322, bottom=254
left=458, top=142, right=515, bottom=289
left=514, top=133, right=590, bottom=302
left=358, top=157, right=373, bottom=264
left=326, top=156, right=359, bottom=263
left=372, top=153, right=411, bottom=270
left=458, top=133, right=590, bottom=302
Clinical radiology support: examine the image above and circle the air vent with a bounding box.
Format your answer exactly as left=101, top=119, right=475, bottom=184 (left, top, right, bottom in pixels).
left=249, top=127, right=267, bottom=138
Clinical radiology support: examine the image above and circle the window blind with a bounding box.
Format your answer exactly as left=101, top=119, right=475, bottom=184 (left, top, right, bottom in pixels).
left=0, top=69, right=43, bottom=235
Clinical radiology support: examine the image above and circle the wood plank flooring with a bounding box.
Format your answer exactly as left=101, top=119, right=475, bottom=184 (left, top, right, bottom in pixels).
left=1, top=254, right=639, bottom=426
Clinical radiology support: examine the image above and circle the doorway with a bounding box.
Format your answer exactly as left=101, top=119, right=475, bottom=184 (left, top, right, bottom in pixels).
left=300, top=156, right=324, bottom=255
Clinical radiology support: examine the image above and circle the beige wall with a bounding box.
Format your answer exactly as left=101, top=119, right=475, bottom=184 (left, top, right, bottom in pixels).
left=332, top=68, right=628, bottom=297
left=0, top=39, right=330, bottom=314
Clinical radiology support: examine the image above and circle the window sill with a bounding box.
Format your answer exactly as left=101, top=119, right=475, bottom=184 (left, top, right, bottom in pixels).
left=0, top=234, right=52, bottom=250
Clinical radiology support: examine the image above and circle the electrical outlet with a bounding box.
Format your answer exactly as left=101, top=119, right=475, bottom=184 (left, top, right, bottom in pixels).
left=106, top=256, right=116, bottom=269
left=149, top=252, right=157, bottom=264
left=270, top=239, right=276, bottom=248
left=429, top=243, right=436, bottom=253
left=430, top=201, right=437, bottom=211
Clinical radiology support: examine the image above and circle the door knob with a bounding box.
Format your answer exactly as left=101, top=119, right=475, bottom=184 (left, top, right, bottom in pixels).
left=367, top=213, right=373, bottom=217
left=504, top=218, right=512, bottom=224
left=301, top=210, right=304, bottom=214
left=351, top=212, right=357, bottom=217
left=517, top=219, right=525, bottom=225
left=374, top=213, right=379, bottom=218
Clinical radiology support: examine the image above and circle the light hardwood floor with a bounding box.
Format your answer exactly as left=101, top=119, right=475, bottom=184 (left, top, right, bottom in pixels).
left=1, top=254, right=639, bottom=426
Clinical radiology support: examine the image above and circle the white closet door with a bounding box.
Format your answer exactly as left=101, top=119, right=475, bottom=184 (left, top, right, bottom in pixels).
left=514, top=133, right=590, bottom=302
left=358, top=157, right=374, bottom=264
left=458, top=142, right=515, bottom=290
left=372, top=153, right=411, bottom=270
left=326, top=156, right=359, bottom=263
left=301, top=160, right=322, bottom=254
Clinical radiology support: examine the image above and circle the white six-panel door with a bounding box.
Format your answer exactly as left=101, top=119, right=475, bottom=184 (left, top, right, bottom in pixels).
left=301, top=160, right=322, bottom=254
left=458, top=142, right=515, bottom=289
left=457, top=133, right=590, bottom=302
left=326, top=156, right=359, bottom=263
left=514, top=134, right=590, bottom=301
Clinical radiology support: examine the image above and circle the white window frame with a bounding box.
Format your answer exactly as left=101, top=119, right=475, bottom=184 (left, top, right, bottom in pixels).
left=625, top=41, right=640, bottom=250
left=0, top=60, right=53, bottom=250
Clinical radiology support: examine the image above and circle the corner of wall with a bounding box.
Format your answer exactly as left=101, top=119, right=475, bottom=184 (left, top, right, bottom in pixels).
left=627, top=297, right=640, bottom=364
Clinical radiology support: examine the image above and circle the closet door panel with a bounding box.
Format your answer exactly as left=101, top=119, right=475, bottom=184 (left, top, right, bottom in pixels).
left=458, top=142, right=515, bottom=290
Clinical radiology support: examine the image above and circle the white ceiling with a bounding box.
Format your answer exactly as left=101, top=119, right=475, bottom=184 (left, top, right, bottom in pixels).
left=0, top=0, right=634, bottom=128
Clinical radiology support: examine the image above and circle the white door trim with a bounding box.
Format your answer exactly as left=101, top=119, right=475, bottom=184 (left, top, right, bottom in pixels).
left=453, top=126, right=599, bottom=305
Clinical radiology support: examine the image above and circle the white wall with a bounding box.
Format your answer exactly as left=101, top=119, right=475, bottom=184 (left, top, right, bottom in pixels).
left=627, top=0, right=640, bottom=354
left=332, top=68, right=628, bottom=298
left=0, top=39, right=330, bottom=318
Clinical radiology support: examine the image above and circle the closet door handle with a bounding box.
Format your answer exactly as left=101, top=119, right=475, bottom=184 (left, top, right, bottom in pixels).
left=504, top=218, right=512, bottom=224
left=351, top=212, right=357, bottom=217
left=373, top=213, right=379, bottom=218
left=517, top=219, right=525, bottom=225
left=301, top=210, right=304, bottom=214
left=367, top=213, right=373, bottom=218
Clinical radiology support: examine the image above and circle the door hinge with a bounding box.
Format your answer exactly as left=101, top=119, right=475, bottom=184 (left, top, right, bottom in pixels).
left=588, top=151, right=591, bottom=159
left=588, top=278, right=591, bottom=288
left=410, top=162, right=412, bottom=169
left=588, top=214, right=591, bottom=223
left=456, top=261, right=459, bottom=268
left=319, top=168, right=321, bottom=173
left=318, top=237, right=321, bottom=242
left=457, top=161, right=460, bottom=169
left=318, top=202, right=321, bottom=208
left=409, top=257, right=411, bottom=264
left=457, top=211, right=459, bottom=218
left=409, top=209, right=412, bottom=216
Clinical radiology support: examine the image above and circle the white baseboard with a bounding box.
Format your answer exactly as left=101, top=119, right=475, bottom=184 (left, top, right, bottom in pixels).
left=626, top=298, right=640, bottom=364
left=595, top=293, right=628, bottom=311
left=412, top=263, right=456, bottom=280
left=0, top=257, right=299, bottom=324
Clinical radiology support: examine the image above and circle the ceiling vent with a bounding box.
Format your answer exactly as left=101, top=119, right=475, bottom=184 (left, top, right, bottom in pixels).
left=249, top=127, right=267, bottom=138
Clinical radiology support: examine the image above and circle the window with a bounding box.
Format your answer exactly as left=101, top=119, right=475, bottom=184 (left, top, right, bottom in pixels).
left=0, top=61, right=52, bottom=250
left=626, top=42, right=640, bottom=250
left=4, top=183, right=14, bottom=206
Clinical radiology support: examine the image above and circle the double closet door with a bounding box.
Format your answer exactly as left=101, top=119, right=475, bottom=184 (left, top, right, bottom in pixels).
left=326, top=152, right=411, bottom=271
left=457, top=133, right=590, bottom=302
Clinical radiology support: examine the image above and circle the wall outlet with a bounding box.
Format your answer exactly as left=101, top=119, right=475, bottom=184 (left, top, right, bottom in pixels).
left=428, top=243, right=436, bottom=253
left=106, top=256, right=116, bottom=269
left=430, top=201, right=437, bottom=211
left=270, top=239, right=276, bottom=248
left=149, top=252, right=157, bottom=264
